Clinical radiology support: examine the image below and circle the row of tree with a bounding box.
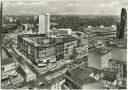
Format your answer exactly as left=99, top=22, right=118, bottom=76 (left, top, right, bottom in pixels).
left=53, top=15, right=118, bottom=31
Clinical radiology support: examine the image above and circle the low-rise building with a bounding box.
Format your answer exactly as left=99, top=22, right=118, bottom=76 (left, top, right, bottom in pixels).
left=1, top=48, right=24, bottom=88
left=2, top=48, right=18, bottom=80
left=57, top=29, right=72, bottom=36
left=101, top=71, right=117, bottom=88
left=104, top=59, right=126, bottom=78
left=64, top=66, right=107, bottom=89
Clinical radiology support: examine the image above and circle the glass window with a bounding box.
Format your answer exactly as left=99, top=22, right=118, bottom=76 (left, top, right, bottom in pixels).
left=65, top=48, right=69, bottom=54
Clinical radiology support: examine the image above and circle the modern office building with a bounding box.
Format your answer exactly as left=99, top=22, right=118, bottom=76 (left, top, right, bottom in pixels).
left=39, top=13, right=50, bottom=35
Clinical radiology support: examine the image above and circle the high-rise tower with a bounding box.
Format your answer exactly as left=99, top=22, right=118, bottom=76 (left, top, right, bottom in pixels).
left=39, top=13, right=50, bottom=36
left=117, top=8, right=127, bottom=39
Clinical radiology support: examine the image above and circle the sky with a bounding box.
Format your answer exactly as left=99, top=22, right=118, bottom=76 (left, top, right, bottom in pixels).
left=2, top=0, right=128, bottom=15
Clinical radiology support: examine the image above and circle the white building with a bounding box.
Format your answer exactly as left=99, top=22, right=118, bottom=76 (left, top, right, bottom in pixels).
left=88, top=25, right=92, bottom=28
left=88, top=47, right=111, bottom=70
left=100, top=25, right=104, bottom=28
left=39, top=13, right=50, bottom=35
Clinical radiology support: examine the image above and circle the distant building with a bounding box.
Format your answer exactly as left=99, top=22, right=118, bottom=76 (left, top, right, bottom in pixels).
left=57, top=29, right=72, bottom=36
left=50, top=17, right=60, bottom=29
left=83, top=27, right=117, bottom=50
left=100, top=25, right=104, bottom=28
left=88, top=47, right=111, bottom=70
left=36, top=68, right=67, bottom=90
left=87, top=26, right=92, bottom=28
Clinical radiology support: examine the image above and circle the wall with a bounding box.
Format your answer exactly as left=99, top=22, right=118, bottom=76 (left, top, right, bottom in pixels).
left=39, top=14, right=50, bottom=35
left=101, top=52, right=111, bottom=69
left=64, top=40, right=77, bottom=59
left=88, top=54, right=101, bottom=70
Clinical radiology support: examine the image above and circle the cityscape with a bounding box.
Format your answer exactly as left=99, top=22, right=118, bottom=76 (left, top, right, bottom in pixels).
left=0, top=0, right=127, bottom=89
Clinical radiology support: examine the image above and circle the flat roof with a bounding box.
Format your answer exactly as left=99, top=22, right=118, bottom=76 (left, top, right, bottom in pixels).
left=65, top=65, right=116, bottom=87
left=89, top=47, right=111, bottom=55
left=2, top=48, right=15, bottom=66
left=101, top=71, right=116, bottom=82
left=65, top=66, right=102, bottom=87
left=36, top=68, right=67, bottom=89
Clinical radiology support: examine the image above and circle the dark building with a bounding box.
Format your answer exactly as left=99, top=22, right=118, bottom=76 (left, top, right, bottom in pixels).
left=117, top=8, right=127, bottom=39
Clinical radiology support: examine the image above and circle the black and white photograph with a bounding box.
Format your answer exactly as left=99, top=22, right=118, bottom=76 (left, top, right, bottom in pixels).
left=0, top=0, right=127, bottom=89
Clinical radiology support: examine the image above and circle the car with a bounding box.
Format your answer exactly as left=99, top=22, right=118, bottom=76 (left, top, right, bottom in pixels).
left=38, top=82, right=44, bottom=86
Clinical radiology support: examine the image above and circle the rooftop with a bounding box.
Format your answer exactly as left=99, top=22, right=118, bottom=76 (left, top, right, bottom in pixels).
left=21, top=34, right=77, bottom=47
left=65, top=64, right=117, bottom=88
left=65, top=66, right=102, bottom=87
left=62, top=35, right=77, bottom=43
left=82, top=81, right=107, bottom=89
left=89, top=47, right=111, bottom=55
left=35, top=68, right=67, bottom=89
left=101, top=71, right=116, bottom=82
left=2, top=48, right=15, bottom=66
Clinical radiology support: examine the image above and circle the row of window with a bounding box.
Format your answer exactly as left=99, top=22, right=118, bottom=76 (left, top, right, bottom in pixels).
left=110, top=63, right=123, bottom=67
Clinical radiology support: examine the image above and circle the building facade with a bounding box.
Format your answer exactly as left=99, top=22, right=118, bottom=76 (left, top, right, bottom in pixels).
left=63, top=36, right=77, bottom=59
left=17, top=34, right=78, bottom=66
left=88, top=47, right=111, bottom=70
